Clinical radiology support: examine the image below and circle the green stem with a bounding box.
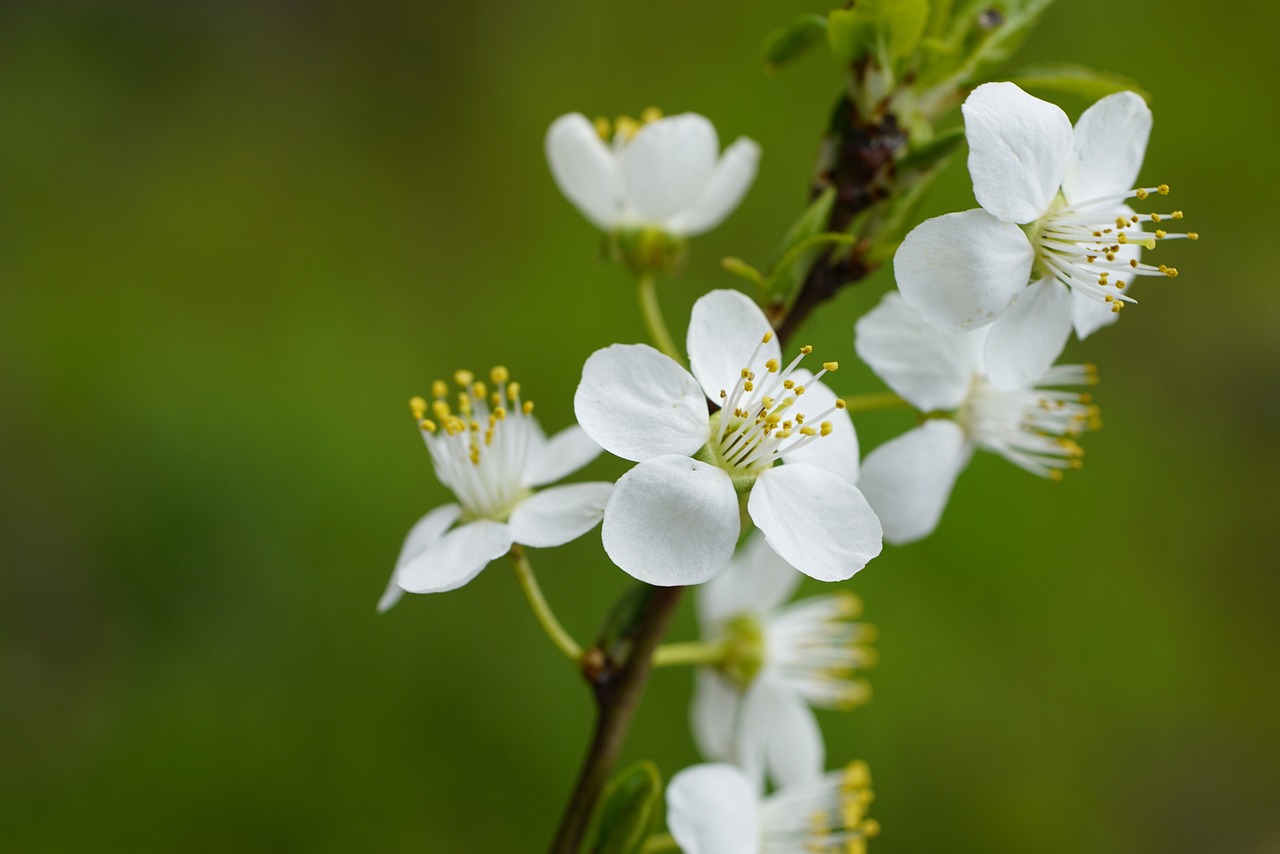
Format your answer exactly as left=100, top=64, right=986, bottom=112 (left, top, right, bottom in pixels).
left=841, top=391, right=913, bottom=414
left=641, top=833, right=680, bottom=853
left=509, top=545, right=582, bottom=662
left=637, top=274, right=684, bottom=364
left=651, top=640, right=727, bottom=668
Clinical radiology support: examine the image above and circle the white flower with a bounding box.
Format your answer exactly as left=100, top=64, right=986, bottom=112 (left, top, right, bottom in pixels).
left=691, top=532, right=876, bottom=789
left=666, top=761, right=879, bottom=854
left=895, top=83, right=1195, bottom=390
left=574, top=289, right=882, bottom=586
left=854, top=292, right=1101, bottom=545
left=545, top=109, right=760, bottom=238
left=378, top=367, right=612, bottom=611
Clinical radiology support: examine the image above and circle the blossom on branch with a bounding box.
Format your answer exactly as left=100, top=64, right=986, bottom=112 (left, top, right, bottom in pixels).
left=854, top=293, right=1101, bottom=545
left=574, top=289, right=882, bottom=586
left=895, top=83, right=1194, bottom=390
left=379, top=368, right=611, bottom=611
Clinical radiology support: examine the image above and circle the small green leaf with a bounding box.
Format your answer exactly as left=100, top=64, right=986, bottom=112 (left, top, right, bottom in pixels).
left=1007, top=62, right=1150, bottom=104
left=772, top=186, right=836, bottom=265
left=594, top=583, right=653, bottom=664
left=827, top=8, right=876, bottom=64
left=761, top=187, right=837, bottom=309
left=766, top=232, right=855, bottom=313
left=721, top=256, right=765, bottom=287
left=827, top=0, right=928, bottom=67
left=762, top=13, right=828, bottom=72
left=583, top=761, right=664, bottom=854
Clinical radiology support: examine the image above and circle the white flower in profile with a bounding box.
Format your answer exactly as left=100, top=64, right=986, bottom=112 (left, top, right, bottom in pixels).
left=378, top=367, right=612, bottom=611
left=545, top=109, right=760, bottom=239
left=574, top=289, right=882, bottom=586
left=854, top=292, right=1101, bottom=545
left=666, top=760, right=879, bottom=854
left=895, top=82, right=1195, bottom=390
left=691, top=532, right=876, bottom=789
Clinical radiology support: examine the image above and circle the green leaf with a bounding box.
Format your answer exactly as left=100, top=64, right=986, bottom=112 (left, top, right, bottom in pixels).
left=772, top=186, right=836, bottom=265
left=762, top=13, right=828, bottom=72
left=594, top=583, right=653, bottom=664
left=963, top=0, right=1057, bottom=81
left=583, top=761, right=664, bottom=854
left=721, top=256, right=765, bottom=287
left=827, top=0, right=928, bottom=67
left=895, top=125, right=965, bottom=174
left=767, top=232, right=856, bottom=314
left=1007, top=62, right=1150, bottom=103
left=762, top=187, right=837, bottom=308
left=827, top=7, right=876, bottom=64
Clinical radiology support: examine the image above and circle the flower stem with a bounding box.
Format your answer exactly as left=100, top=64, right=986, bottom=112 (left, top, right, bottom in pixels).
left=636, top=273, right=684, bottom=364
left=841, top=391, right=913, bottom=414
left=641, top=833, right=680, bottom=853
left=651, top=640, right=727, bottom=668
left=509, top=545, right=582, bottom=663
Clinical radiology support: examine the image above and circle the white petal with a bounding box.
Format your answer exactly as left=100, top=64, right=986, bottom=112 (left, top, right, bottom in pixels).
left=521, top=424, right=602, bottom=487
left=666, top=764, right=761, bottom=854
left=858, top=421, right=971, bottom=545
left=1071, top=289, right=1119, bottom=339
left=545, top=113, right=624, bottom=229
left=667, top=137, right=761, bottom=236
left=690, top=668, right=741, bottom=763
left=575, top=344, right=709, bottom=462
left=620, top=113, right=719, bottom=222
left=748, top=465, right=882, bottom=582
left=506, top=482, right=612, bottom=548
left=1062, top=91, right=1152, bottom=206
left=378, top=503, right=462, bottom=612
left=982, top=277, right=1073, bottom=391
left=854, top=291, right=986, bottom=411
left=602, top=455, right=740, bottom=586
left=699, top=531, right=803, bottom=629
left=396, top=520, right=513, bottom=594
left=963, top=82, right=1073, bottom=223
left=686, top=289, right=780, bottom=403
left=780, top=370, right=859, bottom=484
left=740, top=681, right=824, bottom=790
left=894, top=209, right=1035, bottom=332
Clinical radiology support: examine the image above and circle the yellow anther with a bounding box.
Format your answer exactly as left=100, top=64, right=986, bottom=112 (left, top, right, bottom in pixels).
left=820, top=421, right=833, bottom=436
left=453, top=369, right=474, bottom=387
left=1131, top=215, right=1141, bottom=224
left=1150, top=213, right=1161, bottom=223
left=762, top=396, right=775, bottom=409
left=741, top=368, right=751, bottom=379
left=800, top=345, right=813, bottom=355
left=795, top=413, right=806, bottom=424
left=794, top=385, right=806, bottom=395
left=765, top=358, right=780, bottom=373
left=1049, top=469, right=1064, bottom=481
left=432, top=400, right=452, bottom=420
left=432, top=380, right=448, bottom=399
left=1117, top=233, right=1128, bottom=244
left=1171, top=210, right=1184, bottom=219
left=1188, top=232, right=1200, bottom=240
left=823, top=361, right=839, bottom=372
left=1155, top=229, right=1167, bottom=239
left=507, top=382, right=521, bottom=402
left=490, top=365, right=509, bottom=384
left=523, top=400, right=534, bottom=414
left=863, top=819, right=881, bottom=837
left=1165, top=267, right=1179, bottom=278
left=761, top=331, right=774, bottom=343
left=743, top=381, right=754, bottom=391
left=800, top=426, right=817, bottom=436
left=719, top=389, right=727, bottom=399
left=1130, top=259, right=1139, bottom=268
left=640, top=106, right=663, bottom=124
left=409, top=396, right=428, bottom=420
left=493, top=406, right=506, bottom=420
left=1158, top=264, right=1168, bottom=273
left=593, top=116, right=610, bottom=140
left=1116, top=281, right=1126, bottom=289
left=615, top=115, right=638, bottom=139
left=457, top=392, right=472, bottom=414
left=1135, top=188, right=1149, bottom=200
left=490, top=391, right=502, bottom=407
left=1143, top=239, right=1156, bottom=250
left=836, top=399, right=847, bottom=410
left=1093, top=231, right=1103, bottom=237
left=469, top=448, right=480, bottom=465
left=1104, top=295, right=1114, bottom=303
left=783, top=379, right=795, bottom=390
left=1110, top=303, right=1122, bottom=313
left=419, top=419, right=437, bottom=433
left=1105, top=253, right=1116, bottom=262
left=1115, top=216, right=1128, bottom=229
left=472, top=381, right=487, bottom=399
left=1158, top=184, right=1170, bottom=195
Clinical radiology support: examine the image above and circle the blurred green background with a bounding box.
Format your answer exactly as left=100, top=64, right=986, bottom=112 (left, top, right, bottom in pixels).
left=2, top=1, right=1276, bottom=851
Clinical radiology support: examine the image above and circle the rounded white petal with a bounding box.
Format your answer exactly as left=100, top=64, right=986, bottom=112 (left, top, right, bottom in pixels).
left=1062, top=91, right=1152, bottom=206
left=740, top=681, right=825, bottom=790
left=1071, top=289, right=1119, bottom=339
left=602, top=455, right=740, bottom=586
left=667, top=764, right=761, bottom=854
left=859, top=421, right=971, bottom=545
left=854, top=291, right=986, bottom=411
left=667, top=137, right=761, bottom=236
left=521, top=424, right=602, bottom=488
left=780, top=370, right=859, bottom=484
left=690, top=668, right=741, bottom=763
left=545, top=113, right=624, bottom=229
left=396, top=520, right=513, bottom=594
left=620, top=113, right=719, bottom=222
left=963, top=82, right=1073, bottom=223
left=894, top=209, right=1035, bottom=332
left=575, top=343, right=709, bottom=462
left=506, top=482, right=612, bottom=548
left=982, top=277, right=1074, bottom=391
left=699, top=530, right=803, bottom=629
left=378, top=503, right=462, bottom=612
left=748, top=465, right=882, bottom=582
left=687, top=289, right=781, bottom=403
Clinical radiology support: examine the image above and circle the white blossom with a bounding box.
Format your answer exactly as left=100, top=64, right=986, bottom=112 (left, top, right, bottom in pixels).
left=895, top=83, right=1194, bottom=390
left=574, top=289, right=882, bottom=586
left=546, top=110, right=760, bottom=237
left=379, top=368, right=612, bottom=610
left=666, top=761, right=879, bottom=854
left=691, top=532, right=876, bottom=789
left=854, top=292, right=1100, bottom=544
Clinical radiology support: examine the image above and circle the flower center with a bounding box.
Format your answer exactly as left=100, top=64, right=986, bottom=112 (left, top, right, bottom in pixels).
left=761, top=761, right=880, bottom=853
left=592, top=106, right=664, bottom=145
left=718, top=613, right=765, bottom=689
left=409, top=366, right=536, bottom=521
left=957, top=364, right=1101, bottom=480
left=702, top=332, right=846, bottom=487
left=1030, top=184, right=1197, bottom=314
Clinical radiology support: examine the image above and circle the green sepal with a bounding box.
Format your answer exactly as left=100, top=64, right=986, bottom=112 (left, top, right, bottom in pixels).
left=581, top=761, right=664, bottom=854
left=593, top=582, right=654, bottom=666
left=762, top=13, right=828, bottom=72
left=1006, top=62, right=1150, bottom=104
